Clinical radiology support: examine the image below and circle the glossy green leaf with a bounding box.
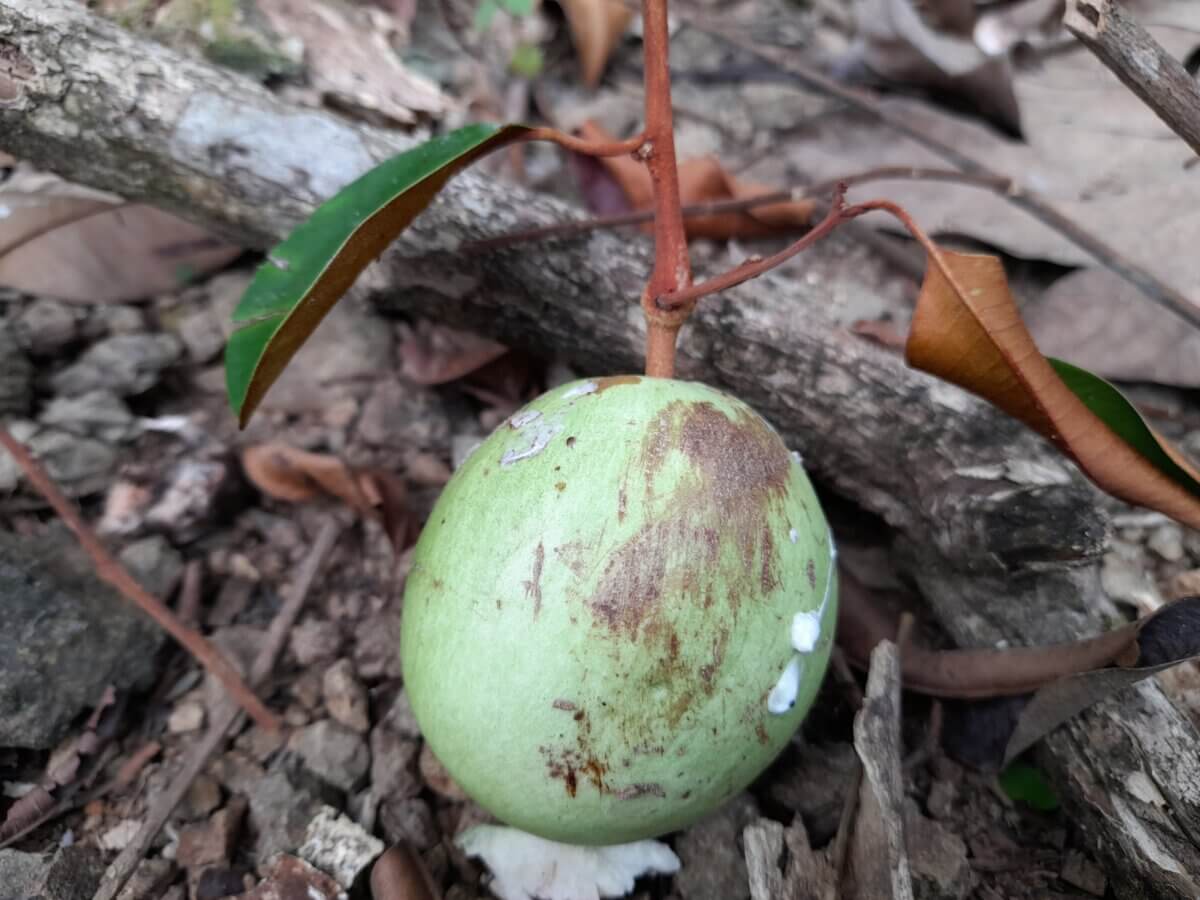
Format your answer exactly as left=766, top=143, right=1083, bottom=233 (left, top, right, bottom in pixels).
left=1048, top=358, right=1200, bottom=500
left=226, top=123, right=530, bottom=426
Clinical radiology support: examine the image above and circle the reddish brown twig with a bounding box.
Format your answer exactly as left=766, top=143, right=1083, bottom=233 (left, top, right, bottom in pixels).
left=93, top=518, right=341, bottom=900
left=0, top=428, right=278, bottom=731
left=657, top=184, right=856, bottom=308
left=639, top=0, right=694, bottom=378
left=526, top=127, right=647, bottom=158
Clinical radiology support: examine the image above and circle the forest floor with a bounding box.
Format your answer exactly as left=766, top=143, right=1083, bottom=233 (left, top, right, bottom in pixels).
left=3, top=0, right=1200, bottom=898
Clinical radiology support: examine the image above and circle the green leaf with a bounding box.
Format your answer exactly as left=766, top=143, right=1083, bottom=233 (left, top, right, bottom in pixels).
left=498, top=0, right=535, bottom=15
left=473, top=0, right=499, bottom=30
left=225, top=123, right=530, bottom=426
left=1048, top=358, right=1200, bottom=500
left=998, top=761, right=1059, bottom=812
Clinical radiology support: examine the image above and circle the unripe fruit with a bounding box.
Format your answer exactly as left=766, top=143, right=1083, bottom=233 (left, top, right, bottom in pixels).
left=401, top=376, right=836, bottom=845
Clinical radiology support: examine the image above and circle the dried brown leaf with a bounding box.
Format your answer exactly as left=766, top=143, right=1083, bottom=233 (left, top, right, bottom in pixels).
left=241, top=444, right=409, bottom=550
left=558, top=0, right=634, bottom=88
left=905, top=247, right=1200, bottom=528
left=370, top=844, right=441, bottom=900
left=0, top=168, right=240, bottom=303
left=255, top=0, right=448, bottom=125
left=580, top=122, right=815, bottom=239
left=398, top=321, right=511, bottom=386
left=1025, top=267, right=1200, bottom=388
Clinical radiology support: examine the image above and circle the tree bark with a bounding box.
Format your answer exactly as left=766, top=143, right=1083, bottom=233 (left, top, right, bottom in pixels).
left=2, top=2, right=1200, bottom=894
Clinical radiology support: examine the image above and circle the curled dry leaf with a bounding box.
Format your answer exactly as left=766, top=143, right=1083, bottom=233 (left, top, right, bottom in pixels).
left=0, top=168, right=241, bottom=303
left=370, top=844, right=441, bottom=900
left=241, top=444, right=408, bottom=550
left=398, top=321, right=511, bottom=386
left=579, top=122, right=815, bottom=239
left=905, top=246, right=1200, bottom=529
left=558, top=0, right=634, bottom=88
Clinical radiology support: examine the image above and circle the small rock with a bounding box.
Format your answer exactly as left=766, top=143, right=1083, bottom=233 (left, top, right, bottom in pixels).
left=30, top=845, right=105, bottom=900
left=0, top=529, right=165, bottom=748
left=99, top=819, right=142, bottom=852
left=297, top=806, right=385, bottom=889
left=195, top=868, right=251, bottom=900
left=39, top=391, right=136, bottom=443
left=0, top=423, right=118, bottom=495
left=113, top=858, right=174, bottom=900
left=289, top=669, right=324, bottom=712
left=52, top=333, right=181, bottom=397
left=420, top=742, right=469, bottom=801
left=290, top=619, right=342, bottom=666
left=118, top=534, right=184, bottom=599
left=1164, top=568, right=1200, bottom=600
left=370, top=730, right=421, bottom=799
left=1060, top=849, right=1107, bottom=897
left=244, top=767, right=325, bottom=862
left=97, top=481, right=153, bottom=536
left=202, top=626, right=264, bottom=712
left=352, top=611, right=400, bottom=680
left=382, top=690, right=421, bottom=739
left=0, top=319, right=33, bottom=416
left=379, top=796, right=440, bottom=850
left=175, top=307, right=226, bottom=363
left=235, top=724, right=288, bottom=762
left=85, top=304, right=144, bottom=337
left=358, top=377, right=451, bottom=452
left=207, top=576, right=256, bottom=628
left=240, top=855, right=342, bottom=900
left=674, top=793, right=758, bottom=900
left=903, top=800, right=974, bottom=900
left=0, top=849, right=47, bottom=900
left=288, top=720, right=370, bottom=793
left=144, top=459, right=236, bottom=542
left=1148, top=524, right=1185, bottom=563
left=185, top=774, right=223, bottom=819
left=323, top=659, right=370, bottom=733
left=926, top=779, right=957, bottom=820
left=13, top=299, right=78, bottom=356
left=176, top=798, right=247, bottom=871
left=767, top=741, right=857, bottom=845
left=167, top=700, right=206, bottom=734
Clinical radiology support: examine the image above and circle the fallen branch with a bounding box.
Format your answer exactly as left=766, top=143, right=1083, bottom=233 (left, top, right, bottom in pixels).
left=92, top=518, right=341, bottom=900
left=0, top=427, right=277, bottom=732
left=1, top=4, right=1198, bottom=894
left=1065, top=0, right=1200, bottom=159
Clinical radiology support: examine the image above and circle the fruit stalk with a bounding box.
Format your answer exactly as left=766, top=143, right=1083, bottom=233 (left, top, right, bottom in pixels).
left=639, top=0, right=693, bottom=379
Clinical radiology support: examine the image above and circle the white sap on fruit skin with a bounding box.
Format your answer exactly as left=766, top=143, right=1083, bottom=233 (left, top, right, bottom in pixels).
left=563, top=381, right=598, bottom=398
left=768, top=532, right=838, bottom=715
left=767, top=658, right=803, bottom=714
left=502, top=411, right=565, bottom=467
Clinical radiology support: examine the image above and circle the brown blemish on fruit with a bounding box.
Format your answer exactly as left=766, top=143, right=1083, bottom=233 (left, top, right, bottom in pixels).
left=542, top=708, right=610, bottom=797
left=431, top=578, right=444, bottom=590
left=615, top=783, right=666, bottom=800
left=555, top=481, right=567, bottom=492
left=807, top=559, right=817, bottom=589
left=554, top=541, right=589, bottom=578
left=593, top=374, right=643, bottom=395
left=523, top=542, right=545, bottom=619
left=553, top=699, right=577, bottom=711
left=566, top=436, right=577, bottom=448
left=755, top=723, right=770, bottom=745
left=698, top=628, right=728, bottom=694
left=618, top=487, right=628, bottom=523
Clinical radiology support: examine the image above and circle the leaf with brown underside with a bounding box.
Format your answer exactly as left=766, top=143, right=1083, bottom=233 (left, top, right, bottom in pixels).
left=839, top=572, right=1200, bottom=769
left=241, top=444, right=409, bottom=550
left=398, top=321, right=510, bottom=386
left=905, top=247, right=1200, bottom=528
left=579, top=122, right=815, bottom=239
left=558, top=0, right=634, bottom=88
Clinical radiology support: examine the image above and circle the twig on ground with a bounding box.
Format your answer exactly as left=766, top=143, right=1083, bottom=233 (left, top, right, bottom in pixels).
left=1065, top=0, right=1200, bottom=158
left=92, top=518, right=341, bottom=900
left=679, top=11, right=1200, bottom=333
left=0, top=428, right=277, bottom=731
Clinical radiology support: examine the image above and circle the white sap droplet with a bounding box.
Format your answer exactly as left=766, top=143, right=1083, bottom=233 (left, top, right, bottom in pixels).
left=563, top=381, right=598, bottom=399
left=767, top=657, right=803, bottom=715
left=790, top=450, right=804, bottom=466
left=791, top=611, right=822, bottom=654
left=789, top=528, right=798, bottom=544
left=509, top=409, right=542, bottom=429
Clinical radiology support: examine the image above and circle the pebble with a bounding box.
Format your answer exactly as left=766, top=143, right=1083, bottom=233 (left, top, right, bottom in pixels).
left=13, top=298, right=79, bottom=355
left=51, top=332, right=181, bottom=397
left=323, top=659, right=370, bottom=733
left=290, top=619, right=343, bottom=666
left=369, top=730, right=421, bottom=800
left=176, top=798, right=247, bottom=871
left=298, top=806, right=384, bottom=889
left=0, top=318, right=33, bottom=416
left=288, top=719, right=371, bottom=793
left=379, top=796, right=440, bottom=850
left=1148, top=523, right=1185, bottom=563
left=38, top=391, right=137, bottom=443
left=903, top=800, right=974, bottom=900
left=167, top=699, right=206, bottom=734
